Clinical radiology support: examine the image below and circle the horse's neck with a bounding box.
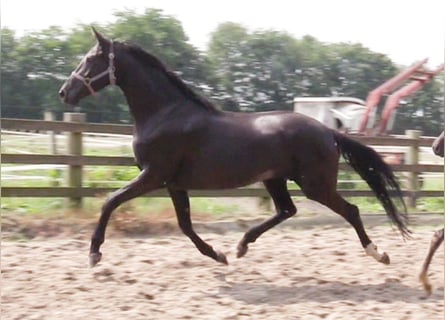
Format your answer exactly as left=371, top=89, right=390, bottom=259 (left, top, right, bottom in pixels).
left=119, top=62, right=187, bottom=125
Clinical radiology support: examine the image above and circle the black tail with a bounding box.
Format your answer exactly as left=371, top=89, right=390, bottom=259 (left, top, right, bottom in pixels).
left=333, top=131, right=411, bottom=238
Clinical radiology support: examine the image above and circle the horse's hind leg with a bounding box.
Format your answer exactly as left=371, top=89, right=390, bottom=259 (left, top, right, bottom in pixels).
left=168, top=188, right=228, bottom=265
left=237, top=178, right=296, bottom=258
left=301, top=177, right=390, bottom=265
left=419, top=228, right=444, bottom=295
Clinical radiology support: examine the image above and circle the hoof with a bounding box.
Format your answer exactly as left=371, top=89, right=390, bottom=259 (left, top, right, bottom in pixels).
left=379, top=252, right=390, bottom=265
left=89, top=252, right=102, bottom=268
left=423, top=284, right=432, bottom=296
left=236, top=243, right=248, bottom=258
left=419, top=273, right=432, bottom=296
left=215, top=250, right=228, bottom=265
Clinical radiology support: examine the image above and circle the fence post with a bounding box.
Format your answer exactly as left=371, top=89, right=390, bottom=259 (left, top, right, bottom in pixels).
left=44, top=110, right=61, bottom=187
left=405, top=129, right=421, bottom=208
left=44, top=111, right=57, bottom=154
left=64, top=112, right=86, bottom=208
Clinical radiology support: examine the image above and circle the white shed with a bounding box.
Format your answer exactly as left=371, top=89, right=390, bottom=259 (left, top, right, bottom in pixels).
left=293, top=97, right=370, bottom=132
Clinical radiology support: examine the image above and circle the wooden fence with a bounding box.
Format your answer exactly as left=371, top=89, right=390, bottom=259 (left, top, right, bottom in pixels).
left=1, top=114, right=443, bottom=208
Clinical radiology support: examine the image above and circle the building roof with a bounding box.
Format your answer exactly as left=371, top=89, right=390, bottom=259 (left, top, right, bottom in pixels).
left=293, top=97, right=366, bottom=105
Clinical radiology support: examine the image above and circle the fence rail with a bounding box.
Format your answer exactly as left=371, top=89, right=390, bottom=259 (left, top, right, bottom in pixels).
left=1, top=116, right=443, bottom=208
left=1, top=118, right=440, bottom=146
left=2, top=187, right=443, bottom=199
left=1, top=154, right=443, bottom=172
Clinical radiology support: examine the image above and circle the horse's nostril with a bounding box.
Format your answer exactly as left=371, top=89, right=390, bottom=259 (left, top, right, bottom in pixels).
left=59, top=89, right=66, bottom=98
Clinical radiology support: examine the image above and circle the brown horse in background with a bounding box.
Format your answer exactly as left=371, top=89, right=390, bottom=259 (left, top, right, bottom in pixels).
left=419, top=130, right=444, bottom=295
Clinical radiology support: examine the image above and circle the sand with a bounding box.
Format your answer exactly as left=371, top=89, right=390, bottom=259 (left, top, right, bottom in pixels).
left=1, top=216, right=443, bottom=320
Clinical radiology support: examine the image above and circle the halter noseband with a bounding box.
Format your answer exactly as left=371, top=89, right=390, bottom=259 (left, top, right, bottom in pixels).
left=71, top=41, right=116, bottom=96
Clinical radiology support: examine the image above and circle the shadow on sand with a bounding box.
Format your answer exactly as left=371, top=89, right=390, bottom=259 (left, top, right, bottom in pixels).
left=216, top=274, right=443, bottom=305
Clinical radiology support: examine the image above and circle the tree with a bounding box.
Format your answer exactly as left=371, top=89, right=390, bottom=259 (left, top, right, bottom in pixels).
left=1, top=27, right=72, bottom=118
left=1, top=9, right=213, bottom=122
left=1, top=12, right=442, bottom=134
left=207, top=23, right=251, bottom=111
left=392, top=80, right=444, bottom=135
left=207, top=27, right=400, bottom=112
left=110, top=9, right=213, bottom=103
left=1, top=28, right=27, bottom=117
left=208, top=24, right=302, bottom=112
left=314, top=42, right=397, bottom=99
left=208, top=25, right=443, bottom=133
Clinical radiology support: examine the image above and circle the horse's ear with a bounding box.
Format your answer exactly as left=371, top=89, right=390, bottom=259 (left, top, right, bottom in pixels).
left=91, top=26, right=111, bottom=51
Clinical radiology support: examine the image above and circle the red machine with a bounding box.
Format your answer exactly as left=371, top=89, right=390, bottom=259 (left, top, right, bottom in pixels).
left=358, top=59, right=444, bottom=135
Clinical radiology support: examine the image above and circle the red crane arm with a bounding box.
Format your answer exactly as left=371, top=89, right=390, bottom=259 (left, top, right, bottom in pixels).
left=358, top=58, right=429, bottom=134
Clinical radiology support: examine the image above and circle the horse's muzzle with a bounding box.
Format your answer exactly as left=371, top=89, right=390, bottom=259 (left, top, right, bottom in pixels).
left=58, top=81, right=80, bottom=105
left=58, top=87, right=74, bottom=105
left=58, top=88, right=66, bottom=99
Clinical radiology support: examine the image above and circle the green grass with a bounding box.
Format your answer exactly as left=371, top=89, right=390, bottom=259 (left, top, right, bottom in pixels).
left=0, top=195, right=243, bottom=220
left=1, top=198, right=70, bottom=216
left=421, top=175, right=444, bottom=190
left=415, top=197, right=444, bottom=213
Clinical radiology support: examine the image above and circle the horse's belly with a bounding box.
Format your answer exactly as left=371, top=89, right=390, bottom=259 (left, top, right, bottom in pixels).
left=171, top=127, right=292, bottom=189
left=172, top=159, right=286, bottom=189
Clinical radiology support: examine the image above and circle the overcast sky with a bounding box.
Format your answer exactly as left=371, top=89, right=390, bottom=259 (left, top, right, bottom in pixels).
left=2, top=0, right=444, bottom=67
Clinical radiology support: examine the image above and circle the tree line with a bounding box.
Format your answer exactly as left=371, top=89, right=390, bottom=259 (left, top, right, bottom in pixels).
left=1, top=8, right=443, bottom=135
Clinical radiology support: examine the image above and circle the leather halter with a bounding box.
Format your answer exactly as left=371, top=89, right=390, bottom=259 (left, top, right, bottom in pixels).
left=71, top=41, right=116, bottom=96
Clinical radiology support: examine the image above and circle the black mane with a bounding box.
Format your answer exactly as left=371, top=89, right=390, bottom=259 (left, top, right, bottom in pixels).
left=123, top=43, right=219, bottom=113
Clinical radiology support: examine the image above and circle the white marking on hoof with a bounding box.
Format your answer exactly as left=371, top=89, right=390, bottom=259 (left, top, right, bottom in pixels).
left=365, top=243, right=390, bottom=264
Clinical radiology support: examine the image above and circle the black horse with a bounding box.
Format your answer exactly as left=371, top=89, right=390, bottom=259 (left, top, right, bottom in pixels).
left=419, top=130, right=444, bottom=295
left=59, top=28, right=410, bottom=268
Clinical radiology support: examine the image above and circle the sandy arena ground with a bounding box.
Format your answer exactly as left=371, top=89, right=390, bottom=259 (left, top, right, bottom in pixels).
left=1, top=213, right=443, bottom=320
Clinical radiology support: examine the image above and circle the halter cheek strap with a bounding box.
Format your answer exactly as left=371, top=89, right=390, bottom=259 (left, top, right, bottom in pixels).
left=71, top=41, right=116, bottom=96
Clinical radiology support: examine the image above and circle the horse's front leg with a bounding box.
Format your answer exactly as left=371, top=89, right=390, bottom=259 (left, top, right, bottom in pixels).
left=89, top=168, right=162, bottom=267
left=419, top=228, right=444, bottom=295
left=168, top=188, right=228, bottom=265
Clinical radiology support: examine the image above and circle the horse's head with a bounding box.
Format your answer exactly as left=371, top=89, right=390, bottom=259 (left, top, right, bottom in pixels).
left=59, top=27, right=117, bottom=105
left=432, top=131, right=444, bottom=158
